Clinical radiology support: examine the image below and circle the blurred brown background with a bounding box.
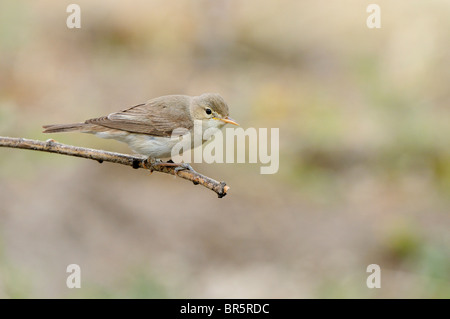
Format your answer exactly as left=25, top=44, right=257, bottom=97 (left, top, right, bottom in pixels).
left=0, top=0, right=449, bottom=298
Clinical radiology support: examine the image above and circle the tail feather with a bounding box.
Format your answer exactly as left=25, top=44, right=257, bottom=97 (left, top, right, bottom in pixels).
left=42, top=123, right=87, bottom=133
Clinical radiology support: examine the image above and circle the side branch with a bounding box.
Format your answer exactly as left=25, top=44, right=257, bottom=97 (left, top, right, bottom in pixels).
left=0, top=136, right=229, bottom=198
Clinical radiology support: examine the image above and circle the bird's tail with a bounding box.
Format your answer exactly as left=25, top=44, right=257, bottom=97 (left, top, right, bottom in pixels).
left=42, top=123, right=88, bottom=133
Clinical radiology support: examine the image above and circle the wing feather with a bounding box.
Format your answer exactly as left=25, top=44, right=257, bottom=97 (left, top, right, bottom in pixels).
left=85, top=95, right=194, bottom=137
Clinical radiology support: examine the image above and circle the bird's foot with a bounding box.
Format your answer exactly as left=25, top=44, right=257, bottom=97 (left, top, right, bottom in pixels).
left=143, top=157, right=163, bottom=173
left=174, top=163, right=194, bottom=175
left=151, top=160, right=195, bottom=176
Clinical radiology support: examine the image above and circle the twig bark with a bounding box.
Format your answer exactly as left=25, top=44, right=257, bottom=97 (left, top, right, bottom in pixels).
left=0, top=136, right=229, bottom=198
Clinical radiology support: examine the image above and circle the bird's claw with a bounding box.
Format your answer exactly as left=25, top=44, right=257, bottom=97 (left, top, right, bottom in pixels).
left=143, top=157, right=160, bottom=173
left=148, top=160, right=194, bottom=176
left=174, top=163, right=194, bottom=176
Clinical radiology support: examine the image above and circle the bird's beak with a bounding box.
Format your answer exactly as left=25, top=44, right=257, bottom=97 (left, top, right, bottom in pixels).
left=216, top=116, right=239, bottom=126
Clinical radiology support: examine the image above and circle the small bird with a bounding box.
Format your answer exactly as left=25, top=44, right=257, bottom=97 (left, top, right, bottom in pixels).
left=43, top=93, right=238, bottom=167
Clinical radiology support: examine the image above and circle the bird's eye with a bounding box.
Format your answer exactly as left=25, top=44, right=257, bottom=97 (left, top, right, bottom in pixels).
left=205, top=108, right=212, bottom=115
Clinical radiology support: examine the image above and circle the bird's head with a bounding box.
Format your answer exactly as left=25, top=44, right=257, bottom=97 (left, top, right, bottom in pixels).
left=191, top=93, right=239, bottom=129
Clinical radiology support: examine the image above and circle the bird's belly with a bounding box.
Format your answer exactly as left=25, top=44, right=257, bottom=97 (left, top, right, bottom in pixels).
left=95, top=132, right=181, bottom=158
left=130, top=135, right=178, bottom=158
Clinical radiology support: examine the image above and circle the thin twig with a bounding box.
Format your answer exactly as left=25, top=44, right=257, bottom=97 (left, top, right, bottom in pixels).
left=0, top=136, right=229, bottom=198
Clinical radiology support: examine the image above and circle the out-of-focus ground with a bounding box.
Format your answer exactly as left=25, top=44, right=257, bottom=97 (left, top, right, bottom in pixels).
left=0, top=0, right=449, bottom=298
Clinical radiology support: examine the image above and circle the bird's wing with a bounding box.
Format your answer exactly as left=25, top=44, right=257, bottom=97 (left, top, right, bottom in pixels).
left=86, top=95, right=194, bottom=137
